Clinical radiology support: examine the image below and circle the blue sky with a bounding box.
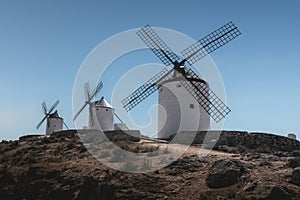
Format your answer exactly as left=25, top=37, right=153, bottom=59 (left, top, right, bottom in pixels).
left=0, top=0, right=300, bottom=140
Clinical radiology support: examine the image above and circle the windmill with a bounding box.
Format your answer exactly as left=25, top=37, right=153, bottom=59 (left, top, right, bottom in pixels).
left=121, top=22, right=241, bottom=138
left=73, top=81, right=104, bottom=129
left=36, top=100, right=68, bottom=135
left=73, top=81, right=126, bottom=131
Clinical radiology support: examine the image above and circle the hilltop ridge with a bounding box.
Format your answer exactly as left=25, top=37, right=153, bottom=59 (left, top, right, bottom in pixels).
left=0, top=130, right=300, bottom=199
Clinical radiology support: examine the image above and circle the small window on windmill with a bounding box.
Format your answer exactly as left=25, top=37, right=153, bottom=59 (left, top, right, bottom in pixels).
left=106, top=108, right=108, bottom=111
left=96, top=108, right=99, bottom=110
left=176, top=84, right=182, bottom=88
left=190, top=104, right=194, bottom=109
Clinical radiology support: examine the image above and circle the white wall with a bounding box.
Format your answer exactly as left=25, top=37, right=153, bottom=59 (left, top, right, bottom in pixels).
left=158, top=79, right=210, bottom=139
left=90, top=106, right=114, bottom=131
left=46, top=118, right=63, bottom=135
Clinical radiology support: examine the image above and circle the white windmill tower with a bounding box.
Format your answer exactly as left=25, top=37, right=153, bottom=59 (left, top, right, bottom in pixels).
left=157, top=77, right=211, bottom=137
left=122, top=22, right=241, bottom=139
left=92, top=96, right=114, bottom=131
left=36, top=100, right=69, bottom=135
left=74, top=81, right=126, bottom=131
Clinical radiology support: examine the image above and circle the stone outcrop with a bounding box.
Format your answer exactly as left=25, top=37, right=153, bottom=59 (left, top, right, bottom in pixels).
left=291, top=167, right=300, bottom=186
left=170, top=131, right=300, bottom=153
left=263, top=186, right=293, bottom=200
left=206, top=159, right=245, bottom=188
left=287, top=157, right=300, bottom=168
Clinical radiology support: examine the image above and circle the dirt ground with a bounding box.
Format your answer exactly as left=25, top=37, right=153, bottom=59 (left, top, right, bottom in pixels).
left=0, top=131, right=299, bottom=199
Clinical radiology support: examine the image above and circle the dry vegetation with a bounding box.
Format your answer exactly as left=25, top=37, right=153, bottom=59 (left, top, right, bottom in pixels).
left=0, top=130, right=299, bottom=199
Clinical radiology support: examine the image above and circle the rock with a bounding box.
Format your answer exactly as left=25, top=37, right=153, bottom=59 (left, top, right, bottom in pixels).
left=258, top=160, right=272, bottom=167
left=217, top=145, right=237, bottom=153
left=287, top=157, right=300, bottom=168
left=168, top=155, right=203, bottom=171
left=243, top=181, right=257, bottom=192
left=291, top=167, right=300, bottom=186
left=292, top=150, right=300, bottom=157
left=206, top=159, right=245, bottom=188
left=263, top=186, right=292, bottom=200
left=274, top=151, right=290, bottom=157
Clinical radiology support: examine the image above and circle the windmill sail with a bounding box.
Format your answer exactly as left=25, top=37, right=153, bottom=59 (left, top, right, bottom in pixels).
left=137, top=25, right=180, bottom=66
left=121, top=67, right=174, bottom=111
left=122, top=22, right=241, bottom=122
left=73, top=81, right=103, bottom=121
left=181, top=67, right=231, bottom=122
left=36, top=100, right=60, bottom=129
left=181, top=22, right=241, bottom=65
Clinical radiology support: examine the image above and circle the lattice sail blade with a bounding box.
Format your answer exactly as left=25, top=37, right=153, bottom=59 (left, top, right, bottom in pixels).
left=181, top=22, right=241, bottom=65
left=181, top=67, right=231, bottom=122
left=36, top=114, right=48, bottom=129
left=90, top=81, right=103, bottom=100
left=114, top=112, right=129, bottom=130
left=63, top=121, right=69, bottom=130
left=41, top=101, right=47, bottom=114
left=114, top=112, right=125, bottom=124
left=73, top=102, right=88, bottom=121
left=48, top=100, right=59, bottom=114
left=84, top=82, right=91, bottom=100
left=122, top=67, right=174, bottom=111
left=137, top=25, right=180, bottom=66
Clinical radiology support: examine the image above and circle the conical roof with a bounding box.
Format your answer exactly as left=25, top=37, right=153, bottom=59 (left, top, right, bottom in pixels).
left=94, top=96, right=113, bottom=108
left=49, top=110, right=62, bottom=119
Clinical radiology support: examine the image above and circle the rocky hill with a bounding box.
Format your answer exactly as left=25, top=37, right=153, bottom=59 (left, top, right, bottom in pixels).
left=0, top=130, right=300, bottom=199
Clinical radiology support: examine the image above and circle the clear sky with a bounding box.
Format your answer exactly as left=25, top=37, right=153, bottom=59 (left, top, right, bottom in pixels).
left=0, top=0, right=300, bottom=140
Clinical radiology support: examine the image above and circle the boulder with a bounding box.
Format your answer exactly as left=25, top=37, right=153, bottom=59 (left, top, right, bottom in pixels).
left=287, top=157, right=300, bottom=168
left=206, top=159, right=245, bottom=188
left=263, top=186, right=292, bottom=200
left=291, top=167, right=300, bottom=186
left=243, top=181, right=257, bottom=192
left=292, top=150, right=300, bottom=157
